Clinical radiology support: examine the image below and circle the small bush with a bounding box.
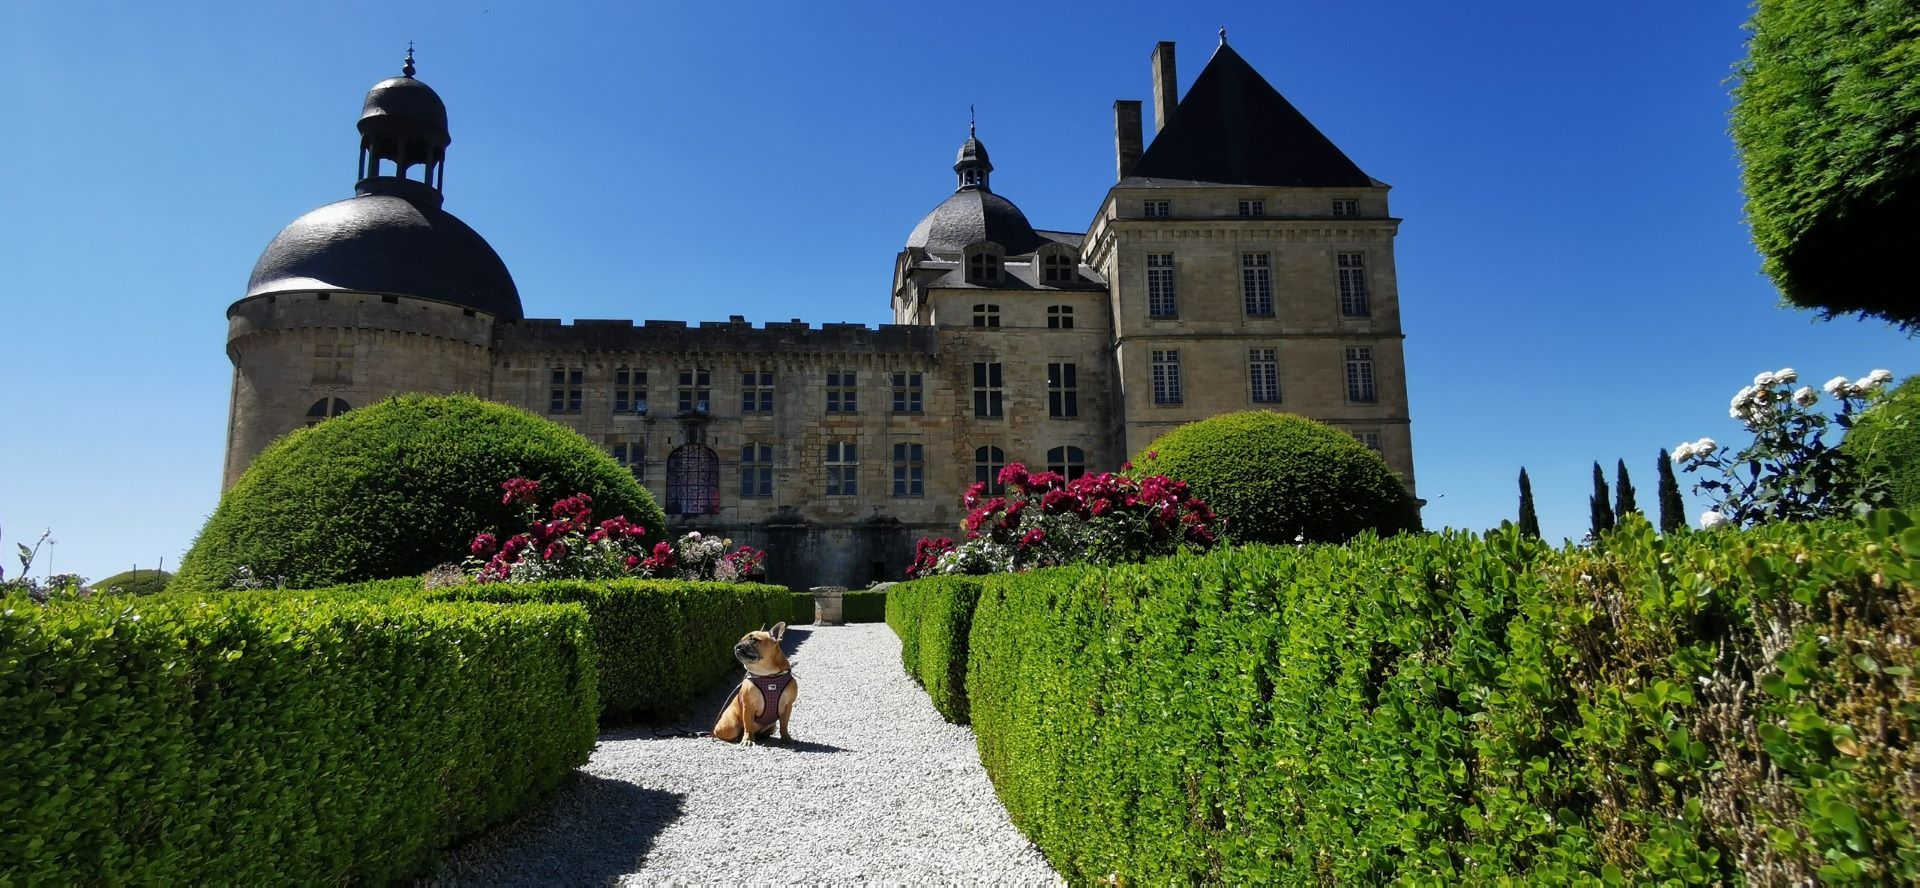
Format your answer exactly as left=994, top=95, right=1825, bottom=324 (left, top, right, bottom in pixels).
left=1846, top=374, right=1920, bottom=510
left=426, top=578, right=790, bottom=721
left=0, top=592, right=596, bottom=884
left=175, top=394, right=666, bottom=592
left=967, top=515, right=1919, bottom=883
left=88, top=569, right=172, bottom=597
left=886, top=576, right=985, bottom=722
left=842, top=588, right=887, bottom=623
left=1131, top=410, right=1419, bottom=544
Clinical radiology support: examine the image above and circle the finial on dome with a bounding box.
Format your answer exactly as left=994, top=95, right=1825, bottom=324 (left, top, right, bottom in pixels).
left=403, top=42, right=416, bottom=78
left=970, top=104, right=976, bottom=139
left=1219, top=27, right=1227, bottom=45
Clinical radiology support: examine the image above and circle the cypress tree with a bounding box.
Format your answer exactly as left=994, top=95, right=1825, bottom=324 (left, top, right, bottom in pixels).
left=1517, top=468, right=1541, bottom=538
left=1614, top=459, right=1639, bottom=519
left=1656, top=449, right=1686, bottom=533
left=1589, top=462, right=1616, bottom=537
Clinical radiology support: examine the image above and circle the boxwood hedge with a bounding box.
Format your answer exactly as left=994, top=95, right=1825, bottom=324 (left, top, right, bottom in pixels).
left=966, top=515, right=1919, bottom=883
left=790, top=590, right=817, bottom=626
left=427, top=578, right=790, bottom=721
left=885, top=575, right=987, bottom=722
left=843, top=588, right=888, bottom=623
left=0, top=592, right=596, bottom=885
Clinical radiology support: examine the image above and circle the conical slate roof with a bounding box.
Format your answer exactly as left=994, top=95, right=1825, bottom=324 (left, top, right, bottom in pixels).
left=1130, top=43, right=1375, bottom=188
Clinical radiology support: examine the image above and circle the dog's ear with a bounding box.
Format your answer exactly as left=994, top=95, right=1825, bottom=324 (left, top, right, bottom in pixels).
left=770, top=621, right=787, bottom=641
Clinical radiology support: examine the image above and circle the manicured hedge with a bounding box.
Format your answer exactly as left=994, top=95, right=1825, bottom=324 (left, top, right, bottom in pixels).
left=885, top=576, right=986, bottom=722
left=843, top=588, right=888, bottom=623
left=967, top=515, right=1920, bottom=884
left=790, top=591, right=817, bottom=626
left=0, top=592, right=596, bottom=885
left=427, top=578, right=790, bottom=721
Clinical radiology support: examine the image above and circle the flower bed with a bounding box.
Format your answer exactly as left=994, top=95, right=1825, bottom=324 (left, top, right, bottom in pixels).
left=960, top=514, right=1919, bottom=883
left=0, top=591, right=596, bottom=885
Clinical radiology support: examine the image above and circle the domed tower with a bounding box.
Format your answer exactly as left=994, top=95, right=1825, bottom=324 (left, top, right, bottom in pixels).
left=223, top=50, right=521, bottom=488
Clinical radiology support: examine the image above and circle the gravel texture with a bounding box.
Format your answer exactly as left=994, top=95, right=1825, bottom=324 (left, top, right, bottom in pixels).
left=429, top=623, right=1060, bottom=886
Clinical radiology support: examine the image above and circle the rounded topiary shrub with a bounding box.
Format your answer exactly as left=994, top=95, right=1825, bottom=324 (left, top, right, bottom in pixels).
left=89, top=569, right=172, bottom=597
left=1131, top=411, right=1420, bottom=544
left=175, top=394, right=666, bottom=591
left=1845, top=375, right=1920, bottom=510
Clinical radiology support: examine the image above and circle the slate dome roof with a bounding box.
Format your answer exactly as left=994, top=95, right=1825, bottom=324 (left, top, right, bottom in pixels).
left=359, top=75, right=449, bottom=134
left=906, top=188, right=1044, bottom=255
left=245, top=186, right=522, bottom=320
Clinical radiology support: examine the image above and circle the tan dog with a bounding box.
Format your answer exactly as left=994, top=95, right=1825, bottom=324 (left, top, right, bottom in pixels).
left=711, top=622, right=797, bottom=745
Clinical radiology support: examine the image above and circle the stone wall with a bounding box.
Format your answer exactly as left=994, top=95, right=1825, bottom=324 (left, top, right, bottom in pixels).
left=223, top=291, right=496, bottom=488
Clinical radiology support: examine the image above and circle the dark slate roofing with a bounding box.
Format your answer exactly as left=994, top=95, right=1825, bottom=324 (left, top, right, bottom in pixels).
left=245, top=181, right=522, bottom=320
left=360, top=75, right=450, bottom=134
left=906, top=189, right=1047, bottom=255
left=1129, top=43, right=1374, bottom=188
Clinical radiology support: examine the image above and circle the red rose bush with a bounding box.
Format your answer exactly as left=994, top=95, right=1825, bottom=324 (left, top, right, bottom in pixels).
left=467, top=478, right=764, bottom=583
left=907, top=462, right=1218, bottom=577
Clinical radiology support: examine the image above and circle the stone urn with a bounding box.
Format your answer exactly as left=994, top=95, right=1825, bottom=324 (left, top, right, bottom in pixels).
left=809, top=585, right=847, bottom=625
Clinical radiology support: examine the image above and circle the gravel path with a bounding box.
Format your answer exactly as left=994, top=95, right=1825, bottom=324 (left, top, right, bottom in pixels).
left=430, top=623, right=1060, bottom=886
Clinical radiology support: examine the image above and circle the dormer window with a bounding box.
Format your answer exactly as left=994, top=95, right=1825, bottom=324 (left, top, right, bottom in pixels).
left=964, top=243, right=1004, bottom=285
left=1041, top=252, right=1076, bottom=284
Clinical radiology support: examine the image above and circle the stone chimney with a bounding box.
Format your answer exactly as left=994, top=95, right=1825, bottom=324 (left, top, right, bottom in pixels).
left=1114, top=100, right=1143, bottom=181
left=1152, top=41, right=1177, bottom=134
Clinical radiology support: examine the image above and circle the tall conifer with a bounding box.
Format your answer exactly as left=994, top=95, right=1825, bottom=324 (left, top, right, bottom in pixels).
left=1614, top=459, right=1639, bottom=519
left=1589, top=462, right=1616, bottom=537
left=1517, top=468, right=1541, bottom=538
left=1657, top=449, right=1685, bottom=533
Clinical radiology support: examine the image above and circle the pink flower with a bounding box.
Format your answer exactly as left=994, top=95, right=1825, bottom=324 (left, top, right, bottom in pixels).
left=997, top=462, right=1029, bottom=490
left=469, top=532, right=498, bottom=558
left=1020, top=527, right=1046, bottom=547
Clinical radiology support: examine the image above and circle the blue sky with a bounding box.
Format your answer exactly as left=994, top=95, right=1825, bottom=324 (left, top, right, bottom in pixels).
left=1, top=1, right=1909, bottom=583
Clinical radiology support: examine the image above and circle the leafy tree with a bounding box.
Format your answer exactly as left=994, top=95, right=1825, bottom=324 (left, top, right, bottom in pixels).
left=1589, top=462, right=1616, bottom=537
left=1614, top=459, right=1639, bottom=518
left=1731, top=0, right=1920, bottom=329
left=1656, top=449, right=1686, bottom=533
left=1517, top=468, right=1541, bottom=539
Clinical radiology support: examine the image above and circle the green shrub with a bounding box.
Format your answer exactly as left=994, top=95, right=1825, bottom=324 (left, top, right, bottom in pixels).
left=967, top=515, right=1920, bottom=883
left=843, top=588, right=887, bottom=623
left=790, top=590, right=816, bottom=626
left=174, top=394, right=666, bottom=592
left=88, top=568, right=171, bottom=597
left=0, top=592, right=596, bottom=885
left=1131, top=410, right=1419, bottom=544
left=886, top=575, right=985, bottom=722
left=427, top=578, right=790, bottom=721
left=1846, top=375, right=1920, bottom=510
left=1731, top=0, right=1920, bottom=329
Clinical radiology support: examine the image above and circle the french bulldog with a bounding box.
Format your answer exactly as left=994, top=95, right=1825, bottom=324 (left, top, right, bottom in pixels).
left=712, top=622, right=797, bottom=745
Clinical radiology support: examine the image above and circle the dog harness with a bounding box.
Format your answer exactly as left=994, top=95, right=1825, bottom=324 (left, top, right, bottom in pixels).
left=747, top=672, right=794, bottom=728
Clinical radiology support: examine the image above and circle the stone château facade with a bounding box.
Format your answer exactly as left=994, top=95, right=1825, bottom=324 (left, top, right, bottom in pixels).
left=223, top=39, right=1416, bottom=588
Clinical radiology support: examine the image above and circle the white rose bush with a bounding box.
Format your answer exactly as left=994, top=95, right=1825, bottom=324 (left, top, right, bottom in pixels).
left=1675, top=367, right=1894, bottom=528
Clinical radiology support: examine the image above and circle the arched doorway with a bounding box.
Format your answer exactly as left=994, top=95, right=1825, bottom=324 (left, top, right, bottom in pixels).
left=666, top=444, right=720, bottom=515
